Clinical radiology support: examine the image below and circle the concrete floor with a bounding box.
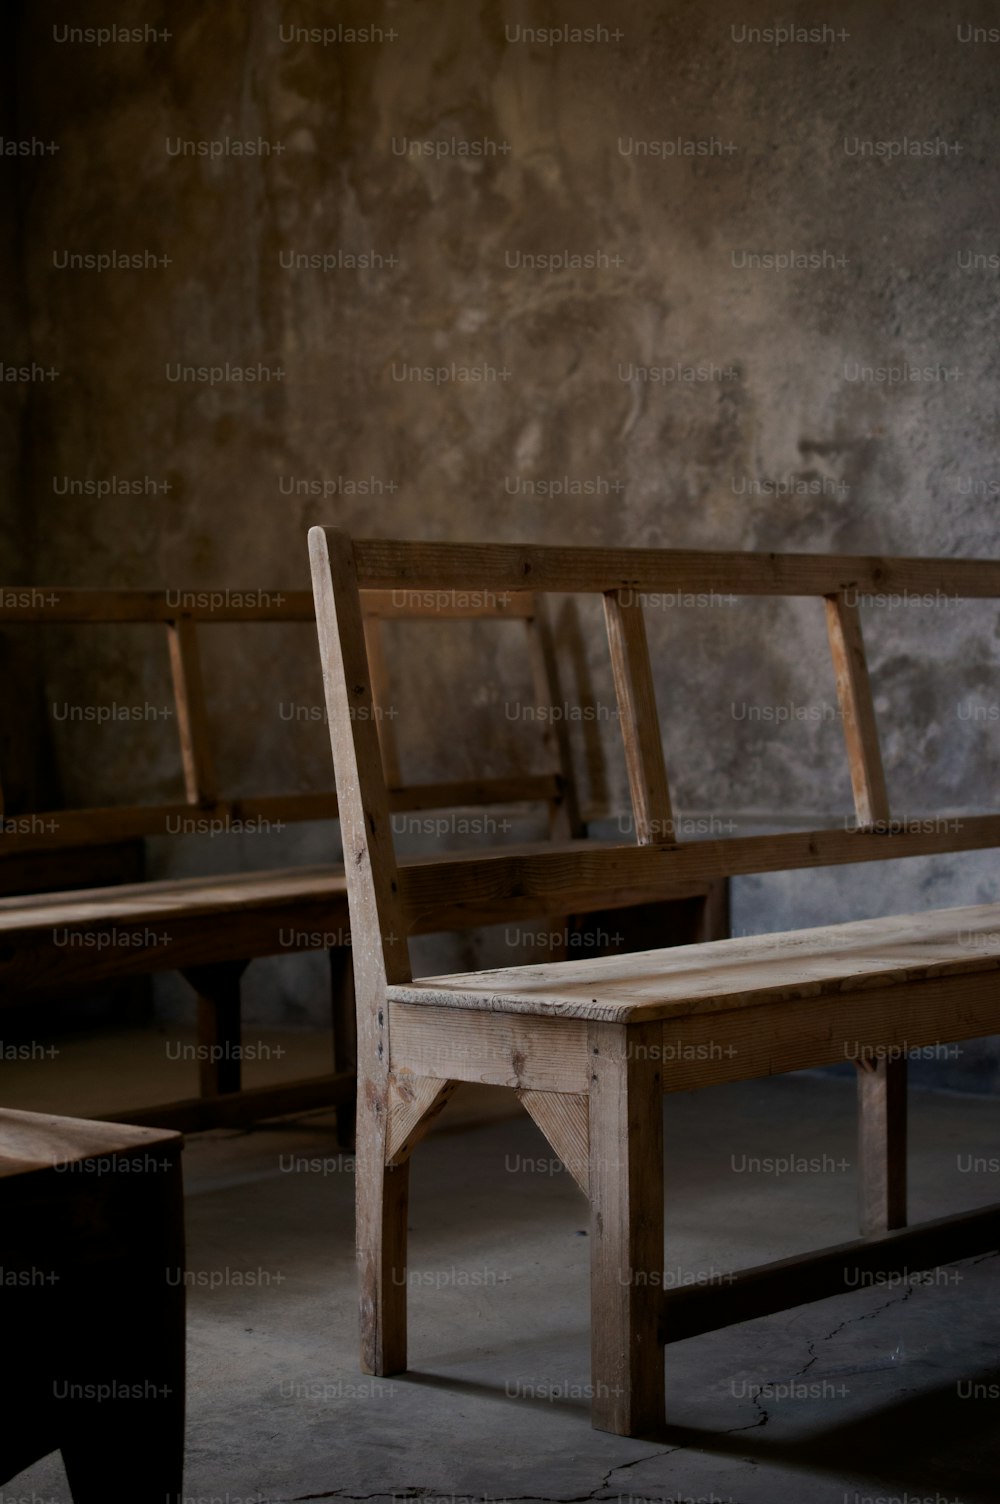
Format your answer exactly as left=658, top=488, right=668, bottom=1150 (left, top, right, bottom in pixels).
left=8, top=1031, right=1000, bottom=1504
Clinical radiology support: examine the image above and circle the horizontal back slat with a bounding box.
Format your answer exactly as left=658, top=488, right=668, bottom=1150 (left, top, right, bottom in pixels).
left=0, top=590, right=317, bottom=623
left=397, top=816, right=1000, bottom=929
left=0, top=587, right=538, bottom=623
left=343, top=537, right=1000, bottom=600
left=0, top=777, right=566, bottom=854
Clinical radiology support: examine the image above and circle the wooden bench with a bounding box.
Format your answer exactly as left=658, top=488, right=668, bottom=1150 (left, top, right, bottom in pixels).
left=310, top=529, right=1000, bottom=1437
left=0, top=1108, right=185, bottom=1500
left=0, top=587, right=725, bottom=1133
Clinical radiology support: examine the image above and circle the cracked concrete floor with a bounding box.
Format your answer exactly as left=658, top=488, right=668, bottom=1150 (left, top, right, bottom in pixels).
left=11, top=1065, right=1000, bottom=1504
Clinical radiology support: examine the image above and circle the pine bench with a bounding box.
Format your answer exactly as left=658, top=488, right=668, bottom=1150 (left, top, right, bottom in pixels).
left=310, top=529, right=1000, bottom=1437
left=0, top=587, right=724, bottom=1133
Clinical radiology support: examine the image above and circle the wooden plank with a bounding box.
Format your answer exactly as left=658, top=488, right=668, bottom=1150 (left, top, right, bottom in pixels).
left=390, top=901, right=1000, bottom=1020
left=0, top=798, right=333, bottom=852
left=309, top=526, right=412, bottom=1377
left=0, top=589, right=317, bottom=623
left=340, top=536, right=1000, bottom=600
left=364, top=615, right=403, bottom=787
left=824, top=594, right=889, bottom=829
left=0, top=777, right=568, bottom=854
left=588, top=1020, right=664, bottom=1435
left=167, top=616, right=217, bottom=807
left=523, top=602, right=583, bottom=840
left=0, top=864, right=352, bottom=929
left=389, top=1002, right=590, bottom=1092
left=662, top=1202, right=1000, bottom=1344
left=395, top=817, right=1000, bottom=931
left=0, top=586, right=538, bottom=624
left=692, top=878, right=731, bottom=945
left=386, top=1075, right=458, bottom=1165
left=517, top=1089, right=589, bottom=1192
left=0, top=892, right=354, bottom=994
left=309, top=529, right=411, bottom=992
left=652, top=968, right=1000, bottom=1091
left=856, top=1056, right=908, bottom=1235
left=603, top=591, right=674, bottom=844
left=0, top=1108, right=179, bottom=1178
left=99, top=1071, right=355, bottom=1132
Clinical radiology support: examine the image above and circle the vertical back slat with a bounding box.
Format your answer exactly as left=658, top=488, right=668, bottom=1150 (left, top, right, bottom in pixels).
left=824, top=594, right=889, bottom=829
left=309, top=527, right=411, bottom=993
left=524, top=600, right=583, bottom=840
left=363, top=615, right=403, bottom=789
left=166, top=617, right=217, bottom=807
left=603, top=592, right=674, bottom=845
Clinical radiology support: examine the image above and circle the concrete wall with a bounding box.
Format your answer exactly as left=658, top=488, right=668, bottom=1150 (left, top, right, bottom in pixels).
left=6, top=0, right=1000, bottom=1082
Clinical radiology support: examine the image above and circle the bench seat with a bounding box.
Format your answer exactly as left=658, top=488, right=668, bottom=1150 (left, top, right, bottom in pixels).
left=0, top=864, right=351, bottom=989
left=0, top=863, right=350, bottom=934
left=0, top=1106, right=180, bottom=1178
left=387, top=901, right=1000, bottom=1021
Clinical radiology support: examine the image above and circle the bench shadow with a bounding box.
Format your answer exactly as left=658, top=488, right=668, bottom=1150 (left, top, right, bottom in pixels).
left=660, top=1360, right=1000, bottom=1503
left=401, top=1360, right=1000, bottom=1502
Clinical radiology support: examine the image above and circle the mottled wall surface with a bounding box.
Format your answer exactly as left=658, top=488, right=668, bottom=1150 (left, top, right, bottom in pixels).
left=5, top=1, right=1000, bottom=1078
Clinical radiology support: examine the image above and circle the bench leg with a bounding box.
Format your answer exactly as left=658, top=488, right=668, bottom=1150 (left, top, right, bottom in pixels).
left=357, top=1083, right=408, bottom=1375
left=587, top=1020, right=664, bottom=1436
left=183, top=961, right=248, bottom=1097
left=856, top=1055, right=908, bottom=1235
left=330, top=946, right=357, bottom=1149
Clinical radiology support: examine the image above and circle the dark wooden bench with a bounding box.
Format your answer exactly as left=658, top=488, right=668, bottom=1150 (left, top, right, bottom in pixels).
left=0, top=587, right=726, bottom=1133
left=310, top=530, right=1000, bottom=1436
left=0, top=1108, right=185, bottom=1501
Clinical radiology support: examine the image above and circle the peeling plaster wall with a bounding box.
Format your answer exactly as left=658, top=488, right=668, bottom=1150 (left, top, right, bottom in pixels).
left=7, top=0, right=1000, bottom=1081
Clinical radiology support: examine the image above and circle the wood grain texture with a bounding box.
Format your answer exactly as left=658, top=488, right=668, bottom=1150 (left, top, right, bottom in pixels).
left=166, top=616, right=217, bottom=807
left=0, top=858, right=492, bottom=939
left=395, top=819, right=1000, bottom=931
left=389, top=1002, right=590, bottom=1091
left=824, top=593, right=890, bottom=828
left=386, top=1075, right=458, bottom=1165
left=603, top=591, right=674, bottom=845
left=364, top=615, right=403, bottom=788
left=336, top=536, right=1000, bottom=599
left=588, top=1020, right=664, bottom=1435
left=517, top=1089, right=589, bottom=1192
left=651, top=968, right=1000, bottom=1092
left=856, top=1055, right=908, bottom=1235
left=523, top=602, right=583, bottom=840
left=386, top=901, right=1000, bottom=1022
left=0, top=1108, right=179, bottom=1179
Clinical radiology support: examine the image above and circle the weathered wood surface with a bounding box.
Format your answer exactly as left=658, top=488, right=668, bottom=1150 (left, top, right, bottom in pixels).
left=386, top=902, right=1000, bottom=1021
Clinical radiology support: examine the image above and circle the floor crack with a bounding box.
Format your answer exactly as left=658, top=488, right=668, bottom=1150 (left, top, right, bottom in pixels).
left=816, top=1279, right=916, bottom=1346
left=285, top=1454, right=691, bottom=1504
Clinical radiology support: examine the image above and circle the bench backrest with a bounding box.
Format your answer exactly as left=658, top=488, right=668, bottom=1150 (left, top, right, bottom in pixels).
left=308, top=529, right=1000, bottom=996
left=0, top=586, right=580, bottom=856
